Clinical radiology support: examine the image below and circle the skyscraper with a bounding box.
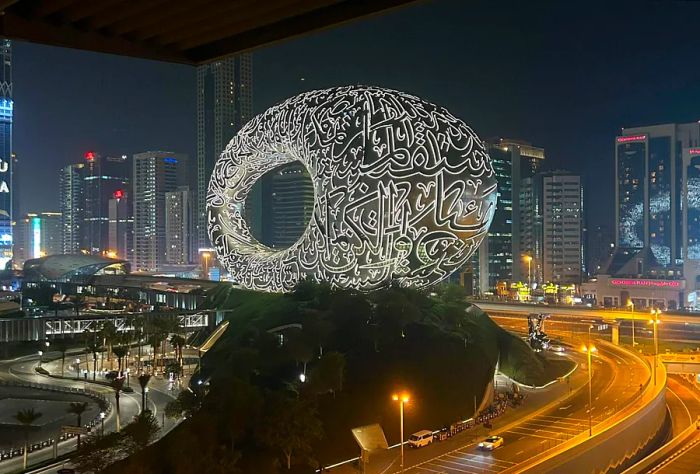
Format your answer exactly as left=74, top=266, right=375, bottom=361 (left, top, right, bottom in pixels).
left=165, top=186, right=194, bottom=265
left=615, top=123, right=700, bottom=269
left=520, top=171, right=584, bottom=285
left=60, top=163, right=85, bottom=254
left=83, top=152, right=130, bottom=254
left=14, top=212, right=62, bottom=265
left=108, top=188, right=132, bottom=261
left=132, top=151, right=188, bottom=272
left=196, top=54, right=253, bottom=252
left=0, top=40, right=12, bottom=269
left=270, top=163, right=314, bottom=248
left=472, top=139, right=545, bottom=292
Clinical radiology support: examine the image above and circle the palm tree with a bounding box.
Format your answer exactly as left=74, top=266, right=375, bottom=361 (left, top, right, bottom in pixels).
left=100, top=321, right=118, bottom=370
left=55, top=340, right=69, bottom=377
left=131, top=315, right=146, bottom=373
left=169, top=334, right=186, bottom=377
left=111, top=376, right=125, bottom=432
left=15, top=408, right=42, bottom=470
left=86, top=342, right=101, bottom=381
left=138, top=373, right=151, bottom=413
left=67, top=402, right=88, bottom=449
left=113, top=346, right=128, bottom=377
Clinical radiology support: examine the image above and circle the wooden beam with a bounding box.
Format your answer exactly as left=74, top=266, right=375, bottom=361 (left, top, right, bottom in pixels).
left=88, top=0, right=169, bottom=30
left=61, top=0, right=126, bottom=23
left=0, top=11, right=192, bottom=64
left=163, top=0, right=325, bottom=48
left=117, top=0, right=224, bottom=39
left=130, top=0, right=251, bottom=42
left=186, top=0, right=418, bottom=64
left=0, top=1, right=19, bottom=13
left=33, top=0, right=83, bottom=18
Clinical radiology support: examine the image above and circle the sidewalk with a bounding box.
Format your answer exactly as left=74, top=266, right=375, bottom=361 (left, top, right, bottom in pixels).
left=328, top=357, right=587, bottom=473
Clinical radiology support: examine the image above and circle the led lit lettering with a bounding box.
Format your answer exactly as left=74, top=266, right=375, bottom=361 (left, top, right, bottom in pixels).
left=616, top=135, right=647, bottom=144
left=207, top=86, right=498, bottom=292
left=609, top=278, right=681, bottom=288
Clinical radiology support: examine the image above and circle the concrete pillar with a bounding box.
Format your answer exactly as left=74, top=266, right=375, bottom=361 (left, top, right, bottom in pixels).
left=611, top=323, right=620, bottom=345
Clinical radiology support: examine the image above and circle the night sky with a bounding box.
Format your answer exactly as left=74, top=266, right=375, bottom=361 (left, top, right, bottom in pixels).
left=13, top=0, right=700, bottom=230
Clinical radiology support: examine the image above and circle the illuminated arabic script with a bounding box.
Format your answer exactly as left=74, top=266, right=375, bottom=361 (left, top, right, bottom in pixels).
left=207, top=86, right=497, bottom=292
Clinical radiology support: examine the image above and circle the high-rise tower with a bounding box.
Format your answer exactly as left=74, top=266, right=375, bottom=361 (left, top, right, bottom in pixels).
left=615, top=123, right=700, bottom=269
left=60, top=163, right=85, bottom=254
left=0, top=40, right=12, bottom=268
left=195, top=54, right=252, bottom=252
left=133, top=151, right=188, bottom=272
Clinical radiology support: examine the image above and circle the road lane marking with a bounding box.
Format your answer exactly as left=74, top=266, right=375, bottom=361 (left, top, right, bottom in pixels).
left=442, top=453, right=502, bottom=471
left=432, top=458, right=489, bottom=473
left=452, top=450, right=516, bottom=466
left=558, top=405, right=572, bottom=410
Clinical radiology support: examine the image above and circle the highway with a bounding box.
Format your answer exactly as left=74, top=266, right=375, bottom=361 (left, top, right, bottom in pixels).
left=0, top=349, right=182, bottom=474
left=398, top=341, right=649, bottom=474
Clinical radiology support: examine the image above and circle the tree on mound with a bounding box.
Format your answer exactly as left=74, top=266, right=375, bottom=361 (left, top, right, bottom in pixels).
left=102, top=281, right=573, bottom=473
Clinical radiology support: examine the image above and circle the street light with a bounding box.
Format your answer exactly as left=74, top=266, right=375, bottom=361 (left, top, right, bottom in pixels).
left=392, top=392, right=410, bottom=472
left=627, top=299, right=636, bottom=346
left=100, top=412, right=105, bottom=437
left=37, top=350, right=43, bottom=368
left=144, top=386, right=149, bottom=410
left=649, top=309, right=662, bottom=386
left=523, top=255, right=533, bottom=290
left=581, top=343, right=597, bottom=436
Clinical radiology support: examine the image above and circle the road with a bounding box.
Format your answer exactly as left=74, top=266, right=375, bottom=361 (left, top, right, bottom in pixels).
left=638, top=376, right=700, bottom=474
left=0, top=349, right=182, bottom=473
left=398, top=342, right=649, bottom=474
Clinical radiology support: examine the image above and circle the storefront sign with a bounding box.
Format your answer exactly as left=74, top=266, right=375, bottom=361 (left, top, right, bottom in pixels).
left=609, top=278, right=682, bottom=288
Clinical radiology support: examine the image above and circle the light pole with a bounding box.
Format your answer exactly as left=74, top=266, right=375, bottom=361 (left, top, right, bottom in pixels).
left=649, top=309, right=661, bottom=386
left=144, top=386, right=149, bottom=411
left=523, top=255, right=533, bottom=291
left=392, top=392, right=410, bottom=472
left=202, top=252, right=210, bottom=279
left=581, top=343, right=597, bottom=436
left=627, top=299, right=636, bottom=346
left=100, top=411, right=105, bottom=437
left=37, top=350, right=43, bottom=368
left=75, top=358, right=81, bottom=380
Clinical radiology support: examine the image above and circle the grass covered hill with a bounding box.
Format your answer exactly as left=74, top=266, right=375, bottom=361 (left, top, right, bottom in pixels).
left=105, top=282, right=573, bottom=473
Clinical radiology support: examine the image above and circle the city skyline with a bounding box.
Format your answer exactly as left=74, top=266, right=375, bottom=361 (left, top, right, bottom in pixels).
left=10, top=0, right=700, bottom=236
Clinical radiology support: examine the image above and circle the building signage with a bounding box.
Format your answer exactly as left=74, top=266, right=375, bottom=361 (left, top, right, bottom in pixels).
left=609, top=278, right=682, bottom=288
left=616, top=134, right=647, bottom=144
left=61, top=425, right=89, bottom=435
left=689, top=148, right=700, bottom=155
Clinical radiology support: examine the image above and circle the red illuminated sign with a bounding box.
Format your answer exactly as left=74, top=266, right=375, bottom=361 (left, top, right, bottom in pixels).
left=85, top=151, right=95, bottom=161
left=113, top=189, right=124, bottom=199
left=609, top=278, right=681, bottom=288
left=689, top=149, right=700, bottom=155
left=616, top=135, right=647, bottom=144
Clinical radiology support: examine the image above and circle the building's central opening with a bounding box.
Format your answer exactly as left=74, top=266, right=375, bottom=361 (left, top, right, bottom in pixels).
left=244, top=161, right=314, bottom=249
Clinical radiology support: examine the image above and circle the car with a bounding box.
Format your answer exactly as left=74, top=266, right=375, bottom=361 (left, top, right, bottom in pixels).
left=478, top=435, right=504, bottom=451
left=407, top=430, right=434, bottom=448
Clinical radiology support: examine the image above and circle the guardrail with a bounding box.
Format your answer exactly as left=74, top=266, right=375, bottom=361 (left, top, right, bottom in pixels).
left=502, top=342, right=666, bottom=474
left=0, top=380, right=112, bottom=463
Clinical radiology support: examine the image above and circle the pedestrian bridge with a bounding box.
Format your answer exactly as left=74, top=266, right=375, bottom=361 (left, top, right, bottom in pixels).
left=660, top=353, right=700, bottom=374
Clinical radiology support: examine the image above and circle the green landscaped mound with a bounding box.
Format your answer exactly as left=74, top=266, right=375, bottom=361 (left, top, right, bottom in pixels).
left=104, top=282, right=573, bottom=474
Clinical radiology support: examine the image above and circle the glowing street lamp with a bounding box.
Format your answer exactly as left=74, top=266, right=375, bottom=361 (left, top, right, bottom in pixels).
left=581, top=343, right=597, bottom=436
left=627, top=299, right=636, bottom=346
left=100, top=411, right=105, bottom=437
left=392, top=392, right=410, bottom=472
left=649, top=309, right=662, bottom=386
left=523, top=255, right=533, bottom=290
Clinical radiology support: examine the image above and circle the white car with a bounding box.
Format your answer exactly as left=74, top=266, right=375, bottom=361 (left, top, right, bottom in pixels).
left=408, top=430, right=434, bottom=448
left=479, top=436, right=504, bottom=451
